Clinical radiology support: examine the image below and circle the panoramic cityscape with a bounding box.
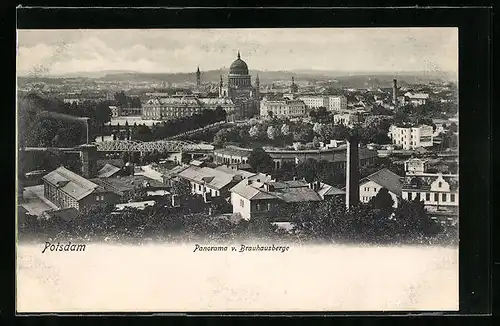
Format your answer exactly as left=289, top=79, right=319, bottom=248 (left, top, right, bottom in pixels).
left=15, top=27, right=460, bottom=313
left=16, top=28, right=459, bottom=245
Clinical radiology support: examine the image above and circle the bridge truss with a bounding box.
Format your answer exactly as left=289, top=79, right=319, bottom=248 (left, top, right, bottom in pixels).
left=96, top=140, right=214, bottom=153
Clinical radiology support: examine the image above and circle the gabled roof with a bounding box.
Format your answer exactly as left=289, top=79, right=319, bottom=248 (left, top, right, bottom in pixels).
left=177, top=166, right=242, bottom=191
left=97, top=164, right=121, bottom=178
left=42, top=167, right=99, bottom=201
left=360, top=168, right=402, bottom=197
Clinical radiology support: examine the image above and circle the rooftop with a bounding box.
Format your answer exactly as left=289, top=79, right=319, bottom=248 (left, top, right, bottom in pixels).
left=42, top=167, right=100, bottom=201
left=360, top=168, right=403, bottom=197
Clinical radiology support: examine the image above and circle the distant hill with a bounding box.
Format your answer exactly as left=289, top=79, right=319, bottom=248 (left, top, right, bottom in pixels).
left=18, top=68, right=457, bottom=87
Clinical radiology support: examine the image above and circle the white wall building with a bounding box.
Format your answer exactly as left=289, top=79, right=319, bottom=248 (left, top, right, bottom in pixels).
left=328, top=95, right=348, bottom=111
left=260, top=98, right=307, bottom=118
left=388, top=124, right=434, bottom=150
left=297, top=96, right=329, bottom=109
left=359, top=168, right=402, bottom=208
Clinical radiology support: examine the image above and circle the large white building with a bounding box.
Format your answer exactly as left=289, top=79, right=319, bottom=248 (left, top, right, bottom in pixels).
left=388, top=124, right=434, bottom=150
left=260, top=98, right=307, bottom=118
left=328, top=95, right=348, bottom=111
left=297, top=95, right=329, bottom=109
left=296, top=95, right=347, bottom=111
left=141, top=96, right=236, bottom=121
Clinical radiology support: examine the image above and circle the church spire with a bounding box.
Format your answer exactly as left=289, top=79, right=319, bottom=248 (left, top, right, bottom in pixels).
left=237, top=50, right=240, bottom=59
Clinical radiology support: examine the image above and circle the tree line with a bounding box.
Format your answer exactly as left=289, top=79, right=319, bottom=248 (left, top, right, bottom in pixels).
left=18, top=180, right=455, bottom=246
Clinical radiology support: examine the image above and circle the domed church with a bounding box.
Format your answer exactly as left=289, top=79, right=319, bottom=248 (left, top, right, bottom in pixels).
left=218, top=51, right=260, bottom=118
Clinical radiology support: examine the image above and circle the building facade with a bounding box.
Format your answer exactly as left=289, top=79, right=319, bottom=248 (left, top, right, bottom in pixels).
left=298, top=95, right=329, bottom=109
left=42, top=166, right=120, bottom=211
left=359, top=168, right=402, bottom=208
left=260, top=98, right=307, bottom=118
left=141, top=96, right=236, bottom=121
left=214, top=145, right=378, bottom=171
left=230, top=179, right=345, bottom=221
left=327, top=95, right=348, bottom=111
left=388, top=124, right=434, bottom=150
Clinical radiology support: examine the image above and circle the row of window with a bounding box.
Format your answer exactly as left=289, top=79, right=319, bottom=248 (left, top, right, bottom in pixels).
left=406, top=192, right=456, bottom=203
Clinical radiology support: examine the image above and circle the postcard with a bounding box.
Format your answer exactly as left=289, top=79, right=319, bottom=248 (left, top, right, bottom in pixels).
left=16, top=27, right=459, bottom=313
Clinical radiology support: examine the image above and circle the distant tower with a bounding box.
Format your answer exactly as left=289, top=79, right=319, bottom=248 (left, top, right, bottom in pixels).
left=392, top=79, right=398, bottom=109
left=345, top=135, right=360, bottom=208
left=80, top=144, right=98, bottom=179
left=196, top=66, right=201, bottom=87
left=255, top=74, right=260, bottom=100
left=290, top=76, right=298, bottom=93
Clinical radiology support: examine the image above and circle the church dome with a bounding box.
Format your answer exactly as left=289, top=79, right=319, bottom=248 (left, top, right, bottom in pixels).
left=229, top=51, right=249, bottom=75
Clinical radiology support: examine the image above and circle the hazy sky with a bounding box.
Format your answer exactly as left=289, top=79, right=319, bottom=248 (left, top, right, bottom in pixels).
left=17, top=28, right=458, bottom=76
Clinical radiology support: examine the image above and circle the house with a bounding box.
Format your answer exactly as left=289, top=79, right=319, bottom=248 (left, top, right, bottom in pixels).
left=42, top=167, right=121, bottom=211
left=230, top=179, right=345, bottom=221
left=174, top=164, right=273, bottom=200
left=359, top=168, right=403, bottom=208
left=401, top=173, right=458, bottom=214
left=388, top=124, right=434, bottom=150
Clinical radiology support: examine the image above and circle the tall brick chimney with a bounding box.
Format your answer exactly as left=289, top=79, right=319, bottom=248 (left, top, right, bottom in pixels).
left=80, top=144, right=98, bottom=179
left=346, top=135, right=360, bottom=208
left=392, top=79, right=398, bottom=109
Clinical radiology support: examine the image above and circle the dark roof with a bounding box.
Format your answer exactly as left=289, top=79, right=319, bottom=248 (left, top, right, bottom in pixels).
left=360, top=168, right=403, bottom=197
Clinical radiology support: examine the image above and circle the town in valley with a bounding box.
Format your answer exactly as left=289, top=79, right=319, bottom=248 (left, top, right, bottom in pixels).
left=17, top=30, right=459, bottom=245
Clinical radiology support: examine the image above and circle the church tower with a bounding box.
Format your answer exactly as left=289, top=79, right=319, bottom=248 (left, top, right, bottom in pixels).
left=196, top=66, right=201, bottom=87
left=290, top=76, right=298, bottom=93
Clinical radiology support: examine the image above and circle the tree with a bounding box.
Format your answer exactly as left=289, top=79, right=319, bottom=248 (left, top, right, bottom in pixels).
left=267, top=125, right=279, bottom=140
left=249, top=125, right=261, bottom=139
left=281, top=124, right=290, bottom=137
left=248, top=148, right=274, bottom=173
left=313, top=122, right=323, bottom=135
left=369, top=188, right=394, bottom=210
left=213, top=129, right=230, bottom=147
left=449, top=122, right=458, bottom=133
left=132, top=125, right=153, bottom=142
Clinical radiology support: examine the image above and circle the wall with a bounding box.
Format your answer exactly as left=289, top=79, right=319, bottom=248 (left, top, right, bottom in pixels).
left=231, top=192, right=252, bottom=220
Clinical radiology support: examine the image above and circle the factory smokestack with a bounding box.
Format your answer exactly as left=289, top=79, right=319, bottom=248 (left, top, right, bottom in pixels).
left=392, top=79, right=398, bottom=109
left=346, top=135, right=360, bottom=208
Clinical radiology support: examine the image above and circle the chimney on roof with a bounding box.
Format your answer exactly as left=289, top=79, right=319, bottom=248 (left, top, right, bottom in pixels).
left=346, top=136, right=360, bottom=208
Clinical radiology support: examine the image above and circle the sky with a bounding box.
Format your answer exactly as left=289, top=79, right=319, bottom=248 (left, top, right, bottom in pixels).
left=16, top=28, right=458, bottom=76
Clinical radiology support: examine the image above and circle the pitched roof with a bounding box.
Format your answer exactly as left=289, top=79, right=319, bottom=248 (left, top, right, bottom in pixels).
left=42, top=167, right=99, bottom=201
left=360, top=168, right=403, bottom=197
left=97, top=164, right=121, bottom=178
left=318, top=183, right=346, bottom=197
left=177, top=166, right=242, bottom=190
left=230, top=179, right=324, bottom=203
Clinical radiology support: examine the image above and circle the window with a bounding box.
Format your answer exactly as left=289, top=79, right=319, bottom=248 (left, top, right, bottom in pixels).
left=442, top=193, right=447, bottom=202
left=425, top=193, right=430, bottom=201
left=267, top=202, right=272, bottom=211
left=408, top=192, right=412, bottom=200
left=438, top=182, right=442, bottom=187
left=256, top=203, right=261, bottom=211
left=240, top=199, right=244, bottom=207
left=373, top=187, right=377, bottom=192
left=451, top=194, right=455, bottom=202
left=434, top=193, right=439, bottom=201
